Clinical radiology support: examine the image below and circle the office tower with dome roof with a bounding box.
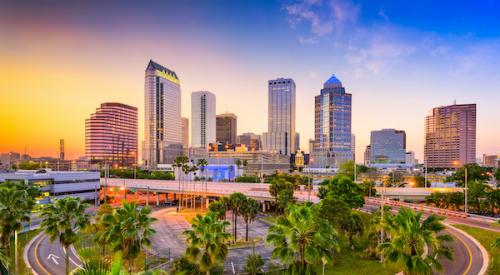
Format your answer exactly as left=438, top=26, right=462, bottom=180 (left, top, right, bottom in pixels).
left=312, top=75, right=353, bottom=168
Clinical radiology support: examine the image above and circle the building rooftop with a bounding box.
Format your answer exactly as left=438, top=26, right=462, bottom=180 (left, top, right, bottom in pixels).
left=324, top=74, right=343, bottom=88
left=146, top=59, right=178, bottom=79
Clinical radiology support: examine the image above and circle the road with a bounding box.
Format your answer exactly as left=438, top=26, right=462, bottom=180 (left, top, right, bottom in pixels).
left=25, top=232, right=82, bottom=275
left=362, top=200, right=485, bottom=275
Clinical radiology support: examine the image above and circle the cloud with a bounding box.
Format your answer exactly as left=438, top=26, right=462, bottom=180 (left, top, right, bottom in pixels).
left=285, top=0, right=359, bottom=37
left=298, top=36, right=319, bottom=44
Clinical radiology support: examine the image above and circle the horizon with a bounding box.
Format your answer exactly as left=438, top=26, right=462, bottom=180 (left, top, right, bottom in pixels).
left=1, top=0, right=499, bottom=161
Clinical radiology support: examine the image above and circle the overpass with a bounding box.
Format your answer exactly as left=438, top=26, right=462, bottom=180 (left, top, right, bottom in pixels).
left=102, top=178, right=464, bottom=205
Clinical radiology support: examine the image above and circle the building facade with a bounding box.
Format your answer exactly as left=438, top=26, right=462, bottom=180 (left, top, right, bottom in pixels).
left=312, top=75, right=352, bottom=168
left=406, top=151, right=416, bottom=166
left=236, top=133, right=262, bottom=151
left=0, top=171, right=100, bottom=205
left=191, top=91, right=216, bottom=148
left=424, top=103, right=476, bottom=169
left=262, top=78, right=296, bottom=156
left=370, top=129, right=406, bottom=164
left=86, top=102, right=138, bottom=168
left=216, top=113, right=237, bottom=144
left=143, top=60, right=183, bottom=167
left=181, top=117, right=189, bottom=156
left=364, top=145, right=371, bottom=165
left=482, top=154, right=499, bottom=168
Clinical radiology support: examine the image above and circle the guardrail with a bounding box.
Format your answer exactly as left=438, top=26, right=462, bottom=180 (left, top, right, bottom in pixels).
left=366, top=197, right=469, bottom=219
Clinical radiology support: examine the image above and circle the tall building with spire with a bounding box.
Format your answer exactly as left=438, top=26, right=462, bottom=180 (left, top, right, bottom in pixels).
left=424, top=103, right=476, bottom=168
left=143, top=60, right=182, bottom=167
left=262, top=78, right=296, bottom=156
left=191, top=91, right=216, bottom=149
left=312, top=75, right=352, bottom=168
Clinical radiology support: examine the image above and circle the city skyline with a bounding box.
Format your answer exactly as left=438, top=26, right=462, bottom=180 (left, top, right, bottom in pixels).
left=1, top=0, right=499, bottom=161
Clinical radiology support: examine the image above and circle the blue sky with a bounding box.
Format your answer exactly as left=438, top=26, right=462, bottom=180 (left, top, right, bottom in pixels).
left=1, top=0, right=499, bottom=160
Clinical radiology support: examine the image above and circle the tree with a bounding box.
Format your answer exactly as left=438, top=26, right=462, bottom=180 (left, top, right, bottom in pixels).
left=229, top=192, right=247, bottom=242
left=41, top=197, right=90, bottom=275
left=277, top=188, right=296, bottom=212
left=317, top=196, right=351, bottom=228
left=379, top=208, right=453, bottom=275
left=446, top=163, right=491, bottom=186
left=197, top=158, right=209, bottom=207
left=171, top=256, right=201, bottom=274
left=360, top=180, right=376, bottom=197
left=74, top=259, right=111, bottom=275
left=241, top=198, right=260, bottom=241
left=266, top=204, right=339, bottom=273
left=208, top=201, right=227, bottom=221
left=269, top=178, right=293, bottom=207
left=487, top=189, right=500, bottom=215
left=340, top=212, right=364, bottom=250
left=173, top=156, right=189, bottom=207
left=363, top=206, right=392, bottom=259
left=468, top=180, right=491, bottom=213
left=103, top=202, right=156, bottom=271
left=183, top=214, right=230, bottom=274
left=318, top=175, right=364, bottom=209
left=87, top=203, right=113, bottom=257
left=244, top=253, right=264, bottom=275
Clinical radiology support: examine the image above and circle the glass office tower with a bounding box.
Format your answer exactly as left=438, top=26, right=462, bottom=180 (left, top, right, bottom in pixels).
left=143, top=60, right=182, bottom=167
left=313, top=75, right=352, bottom=168
left=370, top=129, right=406, bottom=164
left=262, top=78, right=296, bottom=156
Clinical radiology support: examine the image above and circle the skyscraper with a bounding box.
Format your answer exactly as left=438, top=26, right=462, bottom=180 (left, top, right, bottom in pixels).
left=216, top=113, right=237, bottom=144
left=424, top=103, right=476, bottom=168
left=191, top=91, right=216, bottom=148
left=262, top=78, right=296, bottom=156
left=181, top=117, right=189, bottom=156
left=370, top=129, right=406, bottom=164
left=143, top=60, right=182, bottom=167
left=312, top=75, right=352, bottom=168
left=86, top=102, right=138, bottom=167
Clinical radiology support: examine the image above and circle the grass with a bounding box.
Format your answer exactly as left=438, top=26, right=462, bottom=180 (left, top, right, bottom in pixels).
left=453, top=224, right=500, bottom=275
left=228, top=237, right=263, bottom=249
left=8, top=229, right=40, bottom=275
left=327, top=249, right=401, bottom=275
left=177, top=208, right=207, bottom=223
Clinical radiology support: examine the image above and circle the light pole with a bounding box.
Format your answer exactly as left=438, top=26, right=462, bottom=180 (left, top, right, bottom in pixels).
left=453, top=161, right=467, bottom=214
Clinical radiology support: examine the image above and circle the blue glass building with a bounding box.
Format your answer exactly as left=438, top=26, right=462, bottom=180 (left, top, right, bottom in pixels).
left=312, top=75, right=353, bottom=168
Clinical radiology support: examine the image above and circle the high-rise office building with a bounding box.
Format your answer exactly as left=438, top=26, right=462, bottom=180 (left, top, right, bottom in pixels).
left=59, top=139, right=65, bottom=160
left=482, top=154, right=499, bottom=168
left=86, top=102, right=138, bottom=167
left=143, top=60, right=183, bottom=167
left=308, top=139, right=314, bottom=154
left=424, top=103, right=476, bottom=168
left=295, top=133, right=300, bottom=152
left=181, top=117, right=189, bottom=156
left=216, top=113, right=237, bottom=144
left=369, top=129, right=406, bottom=164
left=262, top=78, right=296, bottom=156
left=237, top=132, right=261, bottom=151
left=312, top=75, right=352, bottom=168
left=406, top=151, right=416, bottom=166
left=191, top=91, right=216, bottom=148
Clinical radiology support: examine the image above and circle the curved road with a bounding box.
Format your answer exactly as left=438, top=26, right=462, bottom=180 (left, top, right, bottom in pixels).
left=25, top=232, right=82, bottom=275
left=362, top=201, right=485, bottom=275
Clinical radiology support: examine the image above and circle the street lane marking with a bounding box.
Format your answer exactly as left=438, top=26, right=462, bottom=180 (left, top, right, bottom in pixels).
left=34, top=235, right=50, bottom=275
left=448, top=229, right=473, bottom=275
left=47, top=254, right=60, bottom=265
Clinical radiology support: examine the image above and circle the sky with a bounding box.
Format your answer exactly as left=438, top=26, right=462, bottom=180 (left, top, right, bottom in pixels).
left=0, top=0, right=499, bottom=162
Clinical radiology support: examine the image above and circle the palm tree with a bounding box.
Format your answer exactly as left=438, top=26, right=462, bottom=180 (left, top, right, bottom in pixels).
left=190, top=162, right=199, bottom=209
left=74, top=258, right=111, bottom=275
left=174, top=156, right=189, bottom=209
left=0, top=248, right=9, bottom=273
left=87, top=203, right=113, bottom=257
left=379, top=208, right=453, bottom=275
left=197, top=158, right=209, bottom=208
left=266, top=204, right=339, bottom=273
left=208, top=201, right=226, bottom=221
left=244, top=253, right=264, bottom=275
left=0, top=186, right=33, bottom=274
left=241, top=198, right=260, bottom=241
left=229, top=192, right=247, bottom=242
left=183, top=214, right=230, bottom=274
left=40, top=197, right=90, bottom=275
left=103, top=202, right=157, bottom=272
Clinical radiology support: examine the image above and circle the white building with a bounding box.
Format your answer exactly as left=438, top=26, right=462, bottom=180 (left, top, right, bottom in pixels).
left=143, top=60, right=183, bottom=167
left=262, top=78, right=296, bottom=156
left=406, top=151, right=416, bottom=166
left=191, top=91, right=216, bottom=149
left=0, top=170, right=100, bottom=205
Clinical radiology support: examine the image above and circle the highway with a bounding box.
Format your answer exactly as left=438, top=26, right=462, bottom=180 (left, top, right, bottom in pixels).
left=24, top=178, right=493, bottom=274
